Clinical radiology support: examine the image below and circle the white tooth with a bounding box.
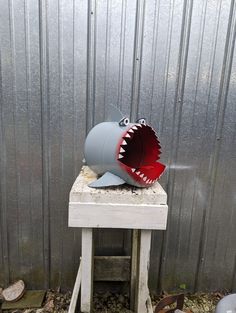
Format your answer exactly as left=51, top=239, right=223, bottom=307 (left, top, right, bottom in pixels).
left=146, top=179, right=150, bottom=183
left=136, top=171, right=140, bottom=175
left=120, top=147, right=125, bottom=153
left=122, top=140, right=127, bottom=145
left=150, top=180, right=153, bottom=184
left=137, top=124, right=142, bottom=128
left=132, top=126, right=138, bottom=130
left=131, top=168, right=136, bottom=172
left=125, top=133, right=131, bottom=138
left=143, top=176, right=147, bottom=181
left=140, top=173, right=144, bottom=178
left=129, top=129, right=134, bottom=133
left=118, top=154, right=124, bottom=159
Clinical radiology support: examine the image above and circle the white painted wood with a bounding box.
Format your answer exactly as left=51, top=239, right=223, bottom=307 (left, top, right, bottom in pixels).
left=130, top=229, right=139, bottom=310
left=68, top=262, right=81, bottom=313
left=81, top=228, right=93, bottom=313
left=68, top=167, right=169, bottom=313
left=136, top=230, right=152, bottom=313
left=69, top=166, right=167, bottom=205
left=69, top=202, right=168, bottom=230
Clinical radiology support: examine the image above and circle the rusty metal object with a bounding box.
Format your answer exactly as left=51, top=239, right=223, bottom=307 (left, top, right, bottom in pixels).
left=154, top=294, right=185, bottom=313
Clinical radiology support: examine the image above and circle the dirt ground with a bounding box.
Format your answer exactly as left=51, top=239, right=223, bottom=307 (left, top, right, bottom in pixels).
left=3, top=289, right=227, bottom=313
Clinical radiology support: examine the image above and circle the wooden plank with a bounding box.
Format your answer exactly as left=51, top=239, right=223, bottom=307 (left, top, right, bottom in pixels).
left=94, top=256, right=130, bottom=281
left=69, top=203, right=168, bottom=230
left=81, top=228, right=93, bottom=313
left=136, top=230, right=152, bottom=313
left=68, top=262, right=82, bottom=313
left=130, top=229, right=139, bottom=310
left=1, top=290, right=46, bottom=310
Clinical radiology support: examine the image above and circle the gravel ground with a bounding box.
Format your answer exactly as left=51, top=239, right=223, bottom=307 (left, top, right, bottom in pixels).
left=4, top=289, right=226, bottom=313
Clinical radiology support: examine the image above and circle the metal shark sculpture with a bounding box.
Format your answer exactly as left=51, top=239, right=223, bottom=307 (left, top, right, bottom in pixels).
left=84, top=106, right=166, bottom=188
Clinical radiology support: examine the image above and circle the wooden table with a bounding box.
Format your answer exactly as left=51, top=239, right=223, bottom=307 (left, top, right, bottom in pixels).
left=68, top=166, right=168, bottom=313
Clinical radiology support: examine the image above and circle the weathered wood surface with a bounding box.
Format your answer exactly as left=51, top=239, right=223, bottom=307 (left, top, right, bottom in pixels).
left=136, top=230, right=152, bottom=313
left=94, top=256, right=130, bottom=282
left=69, top=256, right=131, bottom=313
left=69, top=167, right=168, bottom=313
left=68, top=263, right=81, bottom=313
left=69, top=202, right=168, bottom=230
left=1, top=291, right=46, bottom=310
left=81, top=229, right=94, bottom=313
left=130, top=230, right=139, bottom=310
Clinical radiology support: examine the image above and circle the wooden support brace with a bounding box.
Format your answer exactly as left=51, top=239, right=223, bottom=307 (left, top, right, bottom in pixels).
left=68, top=262, right=82, bottom=313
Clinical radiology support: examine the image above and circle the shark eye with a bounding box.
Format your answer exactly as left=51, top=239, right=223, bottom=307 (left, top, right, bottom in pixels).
left=136, top=118, right=146, bottom=125
left=119, top=117, right=129, bottom=126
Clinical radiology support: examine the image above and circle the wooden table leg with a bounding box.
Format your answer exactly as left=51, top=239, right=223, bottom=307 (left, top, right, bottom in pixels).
left=136, top=230, right=152, bottom=313
left=130, top=229, right=139, bottom=310
left=81, top=228, right=94, bottom=313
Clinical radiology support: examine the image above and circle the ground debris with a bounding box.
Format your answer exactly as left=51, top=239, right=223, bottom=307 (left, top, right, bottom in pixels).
left=3, top=289, right=71, bottom=313
left=151, top=291, right=227, bottom=313
left=3, top=290, right=228, bottom=313
left=93, top=291, right=132, bottom=313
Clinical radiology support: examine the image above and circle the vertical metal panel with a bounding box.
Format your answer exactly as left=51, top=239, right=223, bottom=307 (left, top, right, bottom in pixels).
left=196, top=0, right=236, bottom=291
left=92, top=0, right=137, bottom=256
left=0, top=0, right=236, bottom=292
left=42, top=0, right=88, bottom=289
left=0, top=0, right=45, bottom=289
left=39, top=0, right=50, bottom=289
left=0, top=0, right=11, bottom=287
left=225, top=38, right=236, bottom=293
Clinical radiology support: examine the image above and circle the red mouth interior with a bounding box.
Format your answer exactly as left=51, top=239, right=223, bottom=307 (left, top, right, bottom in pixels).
left=118, top=124, right=165, bottom=185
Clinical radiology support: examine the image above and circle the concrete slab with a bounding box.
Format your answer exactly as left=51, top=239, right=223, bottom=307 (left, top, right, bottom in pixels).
left=69, top=166, right=167, bottom=205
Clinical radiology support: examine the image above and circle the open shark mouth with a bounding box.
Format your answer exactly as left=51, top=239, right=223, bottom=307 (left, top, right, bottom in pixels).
left=117, top=124, right=165, bottom=185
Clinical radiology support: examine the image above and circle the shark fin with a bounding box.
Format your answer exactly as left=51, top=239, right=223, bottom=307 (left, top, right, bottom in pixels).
left=106, top=105, right=124, bottom=122
left=89, top=172, right=125, bottom=188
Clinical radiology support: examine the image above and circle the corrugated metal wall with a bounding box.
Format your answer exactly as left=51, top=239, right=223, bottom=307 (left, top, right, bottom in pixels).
left=0, top=0, right=236, bottom=292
